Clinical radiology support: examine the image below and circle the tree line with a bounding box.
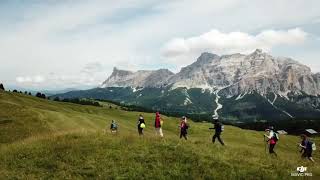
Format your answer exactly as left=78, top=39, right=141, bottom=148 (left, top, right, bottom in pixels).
left=53, top=97, right=101, bottom=107
left=0, top=83, right=33, bottom=96
left=96, top=99, right=213, bottom=122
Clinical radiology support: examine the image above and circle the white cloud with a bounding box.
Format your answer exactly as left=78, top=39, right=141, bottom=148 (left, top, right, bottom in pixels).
left=1, top=1, right=320, bottom=89
left=15, top=62, right=110, bottom=89
left=81, top=62, right=106, bottom=74
left=163, top=28, right=307, bottom=58
left=16, top=73, right=99, bottom=90
left=16, top=75, right=45, bottom=84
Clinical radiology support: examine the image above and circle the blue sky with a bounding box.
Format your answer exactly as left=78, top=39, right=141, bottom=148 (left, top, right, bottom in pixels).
left=1, top=0, right=320, bottom=90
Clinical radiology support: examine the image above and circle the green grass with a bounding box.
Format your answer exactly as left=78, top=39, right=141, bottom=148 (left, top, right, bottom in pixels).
left=0, top=91, right=319, bottom=179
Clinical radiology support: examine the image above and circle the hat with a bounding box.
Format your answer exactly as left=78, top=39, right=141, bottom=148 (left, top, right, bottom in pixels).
left=212, top=114, right=219, bottom=120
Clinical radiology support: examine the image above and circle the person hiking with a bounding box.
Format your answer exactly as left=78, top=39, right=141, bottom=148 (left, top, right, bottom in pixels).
left=179, top=116, right=189, bottom=140
left=264, top=126, right=278, bottom=156
left=110, top=120, right=118, bottom=134
left=154, top=112, right=164, bottom=137
left=210, top=118, right=225, bottom=145
left=137, top=114, right=145, bottom=136
left=299, top=134, right=315, bottom=162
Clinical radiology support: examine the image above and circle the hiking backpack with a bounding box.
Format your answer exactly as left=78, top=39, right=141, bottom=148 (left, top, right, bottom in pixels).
left=273, top=132, right=279, bottom=142
left=111, top=123, right=118, bottom=129
left=312, top=142, right=316, bottom=151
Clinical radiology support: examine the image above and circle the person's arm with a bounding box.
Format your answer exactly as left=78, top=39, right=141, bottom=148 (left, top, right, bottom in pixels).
left=264, top=135, right=271, bottom=140
left=210, top=124, right=216, bottom=129
left=299, top=143, right=306, bottom=149
left=264, top=131, right=273, bottom=139
left=299, top=145, right=304, bottom=152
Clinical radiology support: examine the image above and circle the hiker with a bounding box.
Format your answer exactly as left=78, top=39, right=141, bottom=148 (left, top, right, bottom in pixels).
left=264, top=126, right=278, bottom=156
left=154, top=112, right=163, bottom=137
left=179, top=116, right=189, bottom=140
left=210, top=118, right=225, bottom=145
left=137, top=114, right=145, bottom=136
left=110, top=120, right=118, bottom=134
left=299, top=134, right=315, bottom=162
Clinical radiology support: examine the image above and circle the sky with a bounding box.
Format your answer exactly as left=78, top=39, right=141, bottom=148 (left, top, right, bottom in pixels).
left=1, top=0, right=320, bottom=90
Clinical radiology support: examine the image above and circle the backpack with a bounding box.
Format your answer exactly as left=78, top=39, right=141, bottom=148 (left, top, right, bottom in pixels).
left=312, top=142, right=316, bottom=151
left=140, top=123, right=146, bottom=129
left=273, top=132, right=279, bottom=142
left=111, top=123, right=118, bottom=129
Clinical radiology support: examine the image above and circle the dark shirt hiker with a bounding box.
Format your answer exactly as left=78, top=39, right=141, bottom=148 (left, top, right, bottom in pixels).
left=299, top=134, right=315, bottom=162
left=211, top=119, right=224, bottom=145
left=137, top=115, right=145, bottom=136
left=179, top=116, right=188, bottom=140
left=110, top=120, right=118, bottom=134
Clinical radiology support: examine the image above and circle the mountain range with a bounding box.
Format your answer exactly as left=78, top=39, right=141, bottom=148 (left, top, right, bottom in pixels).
left=53, top=49, right=320, bottom=123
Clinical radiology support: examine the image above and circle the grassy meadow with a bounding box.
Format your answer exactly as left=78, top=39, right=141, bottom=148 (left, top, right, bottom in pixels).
left=0, top=91, right=319, bottom=179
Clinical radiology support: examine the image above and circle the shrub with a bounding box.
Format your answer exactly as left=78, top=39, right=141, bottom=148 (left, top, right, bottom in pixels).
left=0, top=83, right=4, bottom=91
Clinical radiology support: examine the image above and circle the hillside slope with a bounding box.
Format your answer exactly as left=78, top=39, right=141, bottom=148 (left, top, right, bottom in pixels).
left=0, top=91, right=319, bottom=179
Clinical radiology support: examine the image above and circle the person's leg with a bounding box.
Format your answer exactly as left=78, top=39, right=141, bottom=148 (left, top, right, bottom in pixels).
left=217, top=134, right=225, bottom=145
left=180, top=132, right=183, bottom=139
left=308, top=157, right=315, bottom=162
left=159, top=128, right=164, bottom=137
left=269, top=144, right=273, bottom=153
left=308, top=152, right=315, bottom=162
left=184, top=133, right=187, bottom=140
left=212, top=134, right=217, bottom=143
left=269, top=144, right=277, bottom=156
left=273, top=144, right=278, bottom=156
left=301, top=151, right=308, bottom=160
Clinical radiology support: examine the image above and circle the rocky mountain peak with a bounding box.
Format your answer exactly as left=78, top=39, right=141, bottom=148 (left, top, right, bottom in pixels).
left=111, top=67, right=133, bottom=76
left=253, top=48, right=263, bottom=54
left=102, top=50, right=320, bottom=96
left=101, top=67, right=174, bottom=88
left=191, top=52, right=219, bottom=66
